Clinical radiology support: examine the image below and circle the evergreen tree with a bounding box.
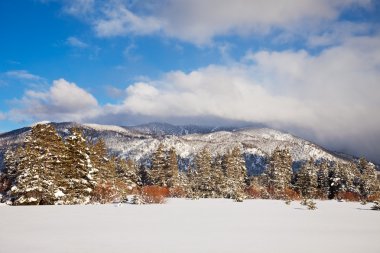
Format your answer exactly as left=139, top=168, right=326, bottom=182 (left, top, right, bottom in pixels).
left=222, top=147, right=247, bottom=198
left=194, top=148, right=214, bottom=197
left=264, top=147, right=293, bottom=198
left=316, top=161, right=330, bottom=199
left=358, top=158, right=378, bottom=199
left=186, top=164, right=198, bottom=198
left=138, top=164, right=150, bottom=186
left=89, top=138, right=120, bottom=193
left=8, top=124, right=66, bottom=205
left=296, top=159, right=318, bottom=198
left=165, top=147, right=180, bottom=187
left=211, top=154, right=227, bottom=197
left=62, top=128, right=97, bottom=204
left=115, top=158, right=140, bottom=188
left=327, top=162, right=357, bottom=199
left=149, top=143, right=167, bottom=186
left=1, top=148, right=21, bottom=196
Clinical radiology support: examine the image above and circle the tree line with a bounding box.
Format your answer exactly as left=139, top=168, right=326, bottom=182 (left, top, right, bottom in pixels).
left=0, top=123, right=378, bottom=205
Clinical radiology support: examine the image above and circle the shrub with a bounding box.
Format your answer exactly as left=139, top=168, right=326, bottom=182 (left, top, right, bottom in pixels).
left=245, top=186, right=264, bottom=199
left=339, top=191, right=361, bottom=202
left=307, top=200, right=317, bottom=210
left=371, top=200, right=380, bottom=210
left=300, top=198, right=317, bottom=210
left=92, top=181, right=120, bottom=204
left=91, top=179, right=135, bottom=204
left=368, top=192, right=380, bottom=202
left=141, top=186, right=169, bottom=204
left=315, top=189, right=329, bottom=200
left=169, top=186, right=187, bottom=198
left=283, top=188, right=301, bottom=200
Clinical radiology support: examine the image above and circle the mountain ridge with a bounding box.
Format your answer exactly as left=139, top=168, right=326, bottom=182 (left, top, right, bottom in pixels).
left=0, top=121, right=366, bottom=175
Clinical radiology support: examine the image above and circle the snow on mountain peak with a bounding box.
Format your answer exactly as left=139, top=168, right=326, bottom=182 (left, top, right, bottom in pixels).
left=83, top=123, right=129, bottom=134
left=0, top=122, right=355, bottom=175
left=30, top=121, right=51, bottom=127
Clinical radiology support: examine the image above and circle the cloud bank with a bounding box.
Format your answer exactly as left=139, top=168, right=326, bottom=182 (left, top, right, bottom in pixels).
left=7, top=35, right=380, bottom=161
left=10, top=79, right=100, bottom=122
left=63, top=0, right=373, bottom=45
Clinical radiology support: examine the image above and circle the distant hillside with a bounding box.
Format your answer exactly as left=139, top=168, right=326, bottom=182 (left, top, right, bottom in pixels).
left=0, top=122, right=359, bottom=175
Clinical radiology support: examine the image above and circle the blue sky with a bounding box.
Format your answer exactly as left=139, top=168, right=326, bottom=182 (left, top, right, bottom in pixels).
left=1, top=0, right=380, bottom=161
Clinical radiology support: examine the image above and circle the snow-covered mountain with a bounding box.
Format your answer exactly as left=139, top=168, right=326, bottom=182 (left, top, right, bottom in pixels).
left=0, top=122, right=355, bottom=175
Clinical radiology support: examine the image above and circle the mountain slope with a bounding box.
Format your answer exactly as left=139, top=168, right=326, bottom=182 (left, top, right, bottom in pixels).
left=0, top=122, right=352, bottom=175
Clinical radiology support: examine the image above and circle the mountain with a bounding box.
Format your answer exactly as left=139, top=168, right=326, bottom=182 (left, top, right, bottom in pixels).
left=128, top=122, right=239, bottom=136
left=0, top=122, right=356, bottom=175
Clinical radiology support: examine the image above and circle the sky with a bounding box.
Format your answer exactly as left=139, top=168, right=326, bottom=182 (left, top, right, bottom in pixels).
left=0, top=0, right=380, bottom=162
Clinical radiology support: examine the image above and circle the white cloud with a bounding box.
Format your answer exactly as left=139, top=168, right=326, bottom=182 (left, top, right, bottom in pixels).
left=94, top=2, right=163, bottom=37
left=66, top=36, right=88, bottom=48
left=4, top=70, right=44, bottom=81
left=10, top=79, right=100, bottom=122
left=68, top=0, right=372, bottom=45
left=0, top=112, right=6, bottom=120
left=7, top=34, right=380, bottom=161
left=110, top=35, right=380, bottom=160
left=307, top=21, right=372, bottom=47
left=63, top=0, right=95, bottom=16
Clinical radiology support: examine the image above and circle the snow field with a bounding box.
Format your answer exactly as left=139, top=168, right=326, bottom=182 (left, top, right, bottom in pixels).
left=0, top=199, right=379, bottom=253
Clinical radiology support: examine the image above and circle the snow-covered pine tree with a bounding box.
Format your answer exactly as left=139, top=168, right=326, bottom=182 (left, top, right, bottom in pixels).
left=185, top=164, right=198, bottom=199
left=231, top=147, right=247, bottom=192
left=1, top=148, right=21, bottom=197
left=316, top=160, right=330, bottom=199
left=115, top=158, right=141, bottom=188
left=62, top=128, right=98, bottom=204
left=296, top=159, right=318, bottom=199
left=138, top=164, right=150, bottom=186
left=149, top=143, right=167, bottom=186
left=90, top=139, right=116, bottom=181
left=194, top=148, right=214, bottom=197
left=223, top=147, right=247, bottom=199
left=165, top=147, right=180, bottom=188
left=358, top=158, right=378, bottom=199
left=8, top=124, right=66, bottom=205
left=211, top=154, right=226, bottom=197
left=264, top=147, right=293, bottom=198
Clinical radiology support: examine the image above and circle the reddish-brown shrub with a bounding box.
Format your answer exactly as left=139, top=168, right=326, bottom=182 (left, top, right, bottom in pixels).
left=92, top=181, right=120, bottom=204
left=169, top=186, right=187, bottom=198
left=367, top=192, right=380, bottom=202
left=315, top=190, right=329, bottom=200
left=338, top=191, right=361, bottom=202
left=283, top=188, right=301, bottom=200
left=113, top=180, right=138, bottom=196
left=141, top=186, right=169, bottom=204
left=245, top=186, right=263, bottom=199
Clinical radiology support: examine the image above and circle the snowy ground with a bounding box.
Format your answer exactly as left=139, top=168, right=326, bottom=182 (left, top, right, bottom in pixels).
left=0, top=199, right=379, bottom=253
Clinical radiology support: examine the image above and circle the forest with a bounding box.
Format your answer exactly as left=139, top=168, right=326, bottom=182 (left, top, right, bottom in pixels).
left=0, top=123, right=379, bottom=207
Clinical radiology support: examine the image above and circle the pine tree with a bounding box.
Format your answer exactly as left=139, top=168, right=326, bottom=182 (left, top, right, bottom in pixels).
left=138, top=164, right=150, bottom=186
left=8, top=124, right=66, bottom=205
left=296, top=159, right=318, bottom=198
left=316, top=161, right=330, bottom=199
left=62, top=128, right=97, bottom=204
left=194, top=148, right=214, bottom=197
left=165, top=147, right=180, bottom=187
left=222, top=147, right=247, bottom=198
left=358, top=158, right=378, bottom=199
left=211, top=154, right=226, bottom=197
left=264, top=147, right=293, bottom=198
left=115, top=158, right=140, bottom=188
left=149, top=143, right=167, bottom=186
left=1, top=148, right=21, bottom=196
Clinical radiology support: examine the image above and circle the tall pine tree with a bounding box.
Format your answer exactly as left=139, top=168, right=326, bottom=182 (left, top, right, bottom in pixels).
left=264, top=147, right=293, bottom=198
